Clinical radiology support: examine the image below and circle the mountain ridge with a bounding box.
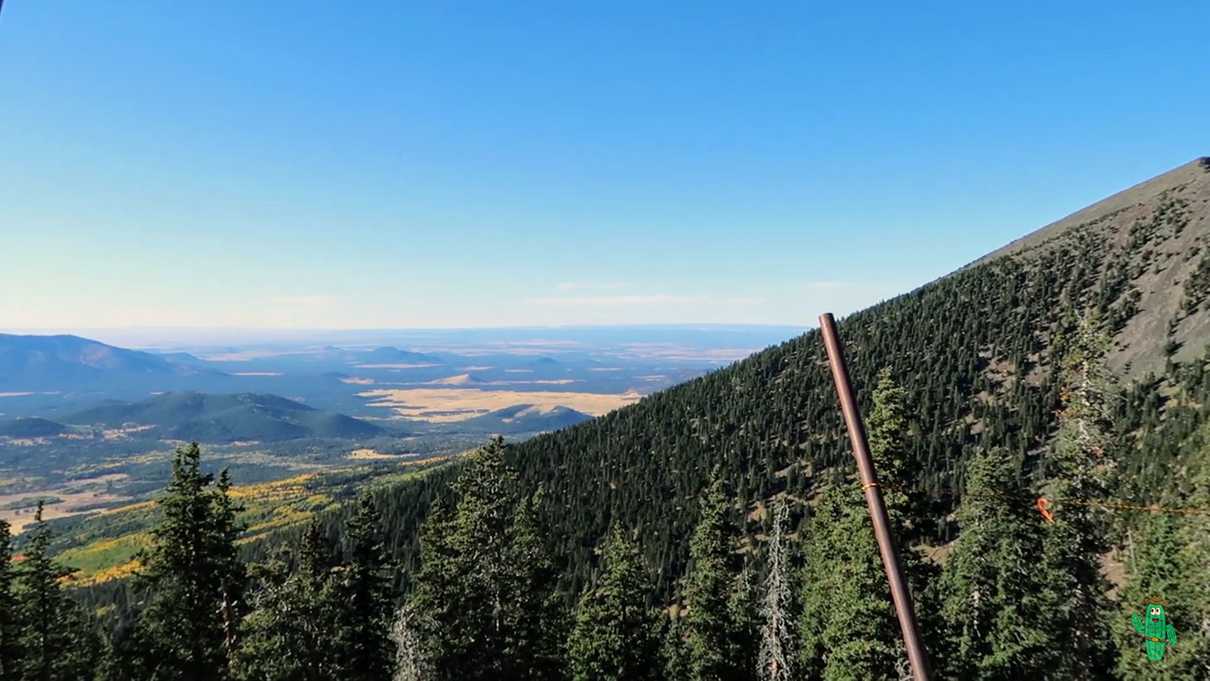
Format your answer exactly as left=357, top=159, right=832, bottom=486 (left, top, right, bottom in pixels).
left=0, top=333, right=222, bottom=390
left=65, top=391, right=385, bottom=442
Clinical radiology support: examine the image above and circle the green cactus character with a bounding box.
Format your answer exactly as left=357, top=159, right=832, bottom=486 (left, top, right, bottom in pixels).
left=1131, top=603, right=1177, bottom=662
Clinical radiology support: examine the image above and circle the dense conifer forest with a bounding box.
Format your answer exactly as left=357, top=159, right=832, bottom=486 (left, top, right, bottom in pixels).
left=3, top=160, right=1210, bottom=678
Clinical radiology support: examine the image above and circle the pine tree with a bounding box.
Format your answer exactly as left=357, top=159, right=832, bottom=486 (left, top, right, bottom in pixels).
left=14, top=502, right=102, bottom=681
left=798, top=485, right=901, bottom=681
left=1115, top=431, right=1210, bottom=679
left=232, top=525, right=339, bottom=681
left=757, top=501, right=793, bottom=681
left=1038, top=318, right=1118, bottom=678
left=503, top=487, right=566, bottom=681
left=868, top=368, right=918, bottom=527
left=683, top=475, right=746, bottom=681
left=409, top=437, right=563, bottom=680
left=1115, top=513, right=1187, bottom=679
left=0, top=518, right=20, bottom=679
left=232, top=556, right=328, bottom=681
left=407, top=500, right=463, bottom=677
left=135, top=443, right=246, bottom=681
left=330, top=494, right=395, bottom=681
left=727, top=562, right=759, bottom=681
left=566, top=527, right=660, bottom=681
left=937, top=448, right=1052, bottom=679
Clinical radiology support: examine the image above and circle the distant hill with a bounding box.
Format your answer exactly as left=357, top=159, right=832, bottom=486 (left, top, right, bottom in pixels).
left=64, top=392, right=385, bottom=442
left=360, top=346, right=442, bottom=364
left=455, top=404, right=592, bottom=434
left=0, top=334, right=220, bottom=390
left=428, top=373, right=489, bottom=386
left=0, top=417, right=69, bottom=438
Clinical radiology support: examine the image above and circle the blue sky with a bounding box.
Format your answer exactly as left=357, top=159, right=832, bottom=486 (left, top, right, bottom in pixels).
left=2, top=1, right=1207, bottom=330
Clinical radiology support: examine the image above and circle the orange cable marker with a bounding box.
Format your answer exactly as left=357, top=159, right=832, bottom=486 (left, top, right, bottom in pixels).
left=1036, top=497, right=1055, bottom=523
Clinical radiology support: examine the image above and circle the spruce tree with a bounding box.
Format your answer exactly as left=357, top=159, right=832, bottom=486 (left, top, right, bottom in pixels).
left=566, top=527, right=660, bottom=681
left=409, top=437, right=563, bottom=680
left=232, top=525, right=338, bottom=681
left=1115, top=433, right=1210, bottom=679
left=868, top=368, right=918, bottom=527
left=727, top=562, right=759, bottom=681
left=798, top=485, right=901, bottom=681
left=14, top=502, right=102, bottom=681
left=937, top=448, right=1052, bottom=679
left=407, top=501, right=462, bottom=677
left=330, top=494, right=395, bottom=681
left=503, top=488, right=566, bottom=681
left=0, top=518, right=20, bottom=678
left=1038, top=318, right=1118, bottom=678
left=1114, top=513, right=1187, bottom=679
left=232, top=557, right=327, bottom=681
left=136, top=443, right=246, bottom=681
left=683, top=475, right=746, bottom=681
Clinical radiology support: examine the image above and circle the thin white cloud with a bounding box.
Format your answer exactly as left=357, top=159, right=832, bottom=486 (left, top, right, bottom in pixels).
left=555, top=281, right=631, bottom=292
left=268, top=295, right=342, bottom=306
left=528, top=294, right=766, bottom=307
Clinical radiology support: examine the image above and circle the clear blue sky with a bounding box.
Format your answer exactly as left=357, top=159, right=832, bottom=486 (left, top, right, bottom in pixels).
left=2, top=1, right=1207, bottom=329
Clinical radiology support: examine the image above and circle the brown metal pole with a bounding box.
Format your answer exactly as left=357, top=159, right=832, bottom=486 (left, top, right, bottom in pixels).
left=818, top=312, right=931, bottom=681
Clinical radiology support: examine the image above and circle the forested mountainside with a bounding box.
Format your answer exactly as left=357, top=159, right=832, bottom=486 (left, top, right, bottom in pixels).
left=493, top=157, right=1210, bottom=595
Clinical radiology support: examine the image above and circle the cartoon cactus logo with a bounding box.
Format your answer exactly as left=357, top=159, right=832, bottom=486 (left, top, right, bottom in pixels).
left=1131, top=601, right=1177, bottom=662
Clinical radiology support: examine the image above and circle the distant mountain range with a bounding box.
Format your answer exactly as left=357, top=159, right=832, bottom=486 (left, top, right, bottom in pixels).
left=0, top=334, right=220, bottom=390
left=358, top=346, right=443, bottom=364
left=62, top=392, right=385, bottom=442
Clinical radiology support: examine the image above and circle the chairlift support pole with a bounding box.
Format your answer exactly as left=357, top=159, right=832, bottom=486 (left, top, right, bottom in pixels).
left=818, top=312, right=932, bottom=681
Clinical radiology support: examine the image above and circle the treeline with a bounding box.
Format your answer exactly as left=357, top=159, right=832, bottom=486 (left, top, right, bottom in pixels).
left=4, top=319, right=1208, bottom=679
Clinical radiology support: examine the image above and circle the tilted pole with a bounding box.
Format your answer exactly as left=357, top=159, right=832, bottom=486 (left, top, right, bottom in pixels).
left=818, top=312, right=931, bottom=681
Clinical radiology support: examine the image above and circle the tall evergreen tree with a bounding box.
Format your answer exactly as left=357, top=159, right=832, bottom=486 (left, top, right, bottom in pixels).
left=409, top=437, right=563, bottom=681
left=1115, top=513, right=1187, bottom=679
left=1038, top=318, right=1118, bottom=678
left=135, top=443, right=246, bottom=681
left=757, top=501, right=793, bottom=681
left=14, top=502, right=102, bottom=681
left=727, top=562, right=759, bottom=681
left=503, top=487, right=566, bottom=681
left=0, top=518, right=20, bottom=679
left=798, top=486, right=901, bottom=681
left=232, top=524, right=338, bottom=681
left=937, top=448, right=1053, bottom=679
left=868, top=368, right=919, bottom=528
left=232, top=557, right=329, bottom=681
left=1115, top=430, right=1210, bottom=679
left=566, top=527, right=660, bottom=681
left=330, top=495, right=395, bottom=681
left=683, top=474, right=747, bottom=681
